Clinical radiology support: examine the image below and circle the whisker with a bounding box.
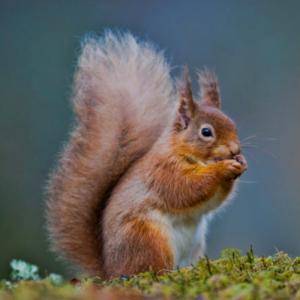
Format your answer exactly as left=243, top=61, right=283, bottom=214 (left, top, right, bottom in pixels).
left=242, top=145, right=277, bottom=159
left=242, top=134, right=278, bottom=143
left=240, top=133, right=278, bottom=161
left=241, top=135, right=257, bottom=143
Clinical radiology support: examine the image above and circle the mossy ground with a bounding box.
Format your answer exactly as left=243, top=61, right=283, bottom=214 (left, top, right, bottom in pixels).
left=1, top=248, right=300, bottom=300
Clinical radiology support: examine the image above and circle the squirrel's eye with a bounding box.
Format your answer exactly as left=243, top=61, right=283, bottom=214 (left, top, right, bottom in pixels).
left=199, top=124, right=215, bottom=141
left=201, top=127, right=213, bottom=137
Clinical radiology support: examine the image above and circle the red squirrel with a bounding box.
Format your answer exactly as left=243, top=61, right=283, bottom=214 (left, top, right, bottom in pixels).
left=47, top=31, right=247, bottom=279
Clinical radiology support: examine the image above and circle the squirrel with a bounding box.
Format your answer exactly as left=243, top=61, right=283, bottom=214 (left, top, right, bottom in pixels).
left=46, top=31, right=247, bottom=279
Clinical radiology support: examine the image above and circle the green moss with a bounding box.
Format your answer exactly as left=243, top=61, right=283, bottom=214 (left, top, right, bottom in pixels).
left=2, top=249, right=300, bottom=299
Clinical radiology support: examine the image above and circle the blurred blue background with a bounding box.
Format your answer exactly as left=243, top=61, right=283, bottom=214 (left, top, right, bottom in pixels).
left=1, top=0, right=300, bottom=277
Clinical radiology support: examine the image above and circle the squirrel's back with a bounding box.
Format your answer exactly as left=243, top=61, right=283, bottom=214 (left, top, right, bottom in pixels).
left=46, top=31, right=174, bottom=275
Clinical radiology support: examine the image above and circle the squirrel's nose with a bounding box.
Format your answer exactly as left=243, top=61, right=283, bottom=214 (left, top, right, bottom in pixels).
left=229, top=142, right=240, bottom=157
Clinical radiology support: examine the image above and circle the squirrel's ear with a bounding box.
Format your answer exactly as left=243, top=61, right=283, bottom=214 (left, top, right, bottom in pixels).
left=198, top=69, right=221, bottom=108
left=175, top=67, right=196, bottom=130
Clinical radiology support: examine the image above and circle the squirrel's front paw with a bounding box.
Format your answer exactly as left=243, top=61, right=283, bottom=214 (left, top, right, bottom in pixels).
left=221, top=155, right=247, bottom=180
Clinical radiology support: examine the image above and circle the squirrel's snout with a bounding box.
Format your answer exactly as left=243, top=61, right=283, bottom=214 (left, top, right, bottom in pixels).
left=228, top=142, right=240, bottom=157
left=213, top=142, right=241, bottom=160
left=234, top=154, right=248, bottom=170
left=230, top=143, right=247, bottom=169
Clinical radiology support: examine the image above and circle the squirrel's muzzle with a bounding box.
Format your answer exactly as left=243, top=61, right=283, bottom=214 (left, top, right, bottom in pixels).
left=234, top=154, right=248, bottom=172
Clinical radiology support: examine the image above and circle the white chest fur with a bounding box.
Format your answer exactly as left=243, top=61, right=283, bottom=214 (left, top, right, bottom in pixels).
left=148, top=208, right=207, bottom=266
left=148, top=187, right=233, bottom=266
left=166, top=212, right=206, bottom=266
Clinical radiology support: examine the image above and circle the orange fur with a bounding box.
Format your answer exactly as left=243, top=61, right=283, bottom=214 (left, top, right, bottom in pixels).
left=46, top=32, right=247, bottom=279
left=103, top=217, right=174, bottom=278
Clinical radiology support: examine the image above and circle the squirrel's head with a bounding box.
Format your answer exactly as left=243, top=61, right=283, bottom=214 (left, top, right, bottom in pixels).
left=172, top=68, right=241, bottom=164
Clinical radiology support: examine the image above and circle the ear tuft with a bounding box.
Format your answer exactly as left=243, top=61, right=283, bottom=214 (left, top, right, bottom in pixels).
left=198, top=68, right=221, bottom=108
left=175, top=66, right=196, bottom=130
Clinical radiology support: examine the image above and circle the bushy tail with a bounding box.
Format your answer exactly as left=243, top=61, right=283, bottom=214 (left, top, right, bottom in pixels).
left=46, top=31, right=173, bottom=276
